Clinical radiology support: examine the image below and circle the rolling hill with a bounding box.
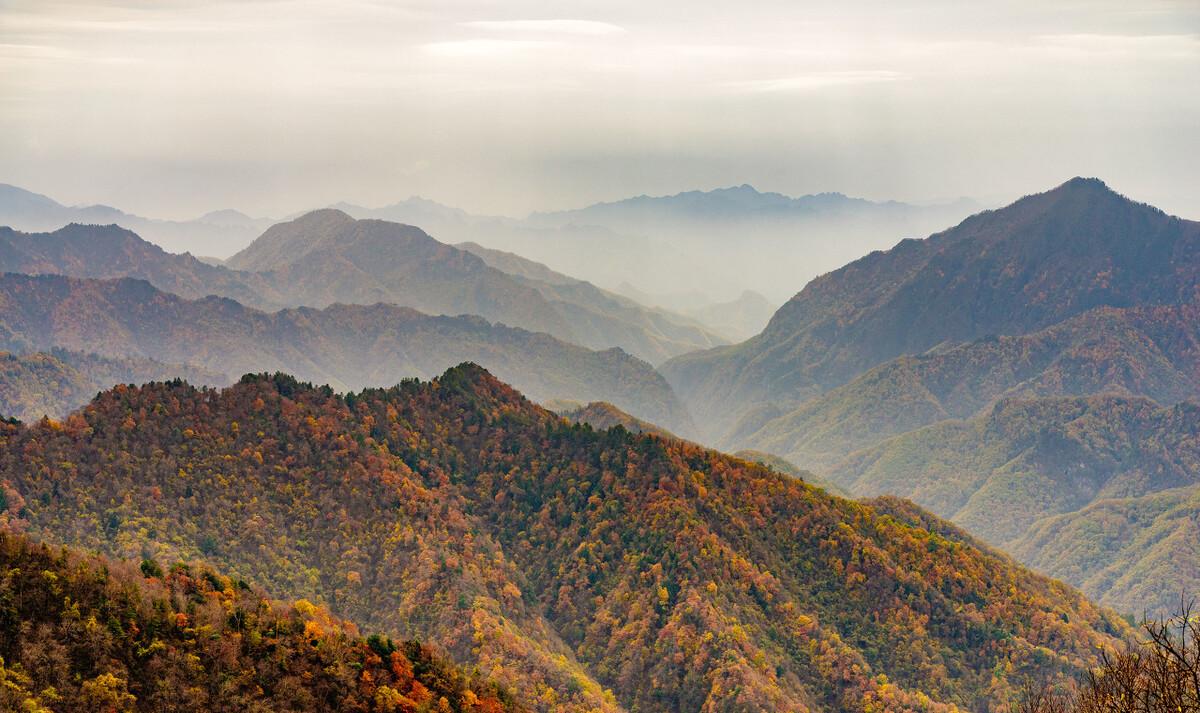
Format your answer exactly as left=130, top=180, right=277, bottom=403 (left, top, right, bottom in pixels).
left=0, top=273, right=691, bottom=432
left=0, top=529, right=519, bottom=712
left=0, top=364, right=1132, bottom=712
left=663, top=178, right=1200, bottom=440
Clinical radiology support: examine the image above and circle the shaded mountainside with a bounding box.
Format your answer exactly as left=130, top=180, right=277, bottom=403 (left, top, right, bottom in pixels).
left=733, top=302, right=1200, bottom=470
left=456, top=241, right=727, bottom=363
left=0, top=349, right=228, bottom=422
left=0, top=183, right=271, bottom=258
left=827, top=394, right=1200, bottom=614
left=0, top=530, right=520, bottom=713
left=663, top=178, right=1200, bottom=438
left=1010, top=485, right=1200, bottom=618
left=232, top=209, right=721, bottom=363
left=0, top=365, right=1132, bottom=712
left=1, top=215, right=725, bottom=364
left=0, top=223, right=276, bottom=308
left=0, top=273, right=691, bottom=432
left=226, top=210, right=574, bottom=341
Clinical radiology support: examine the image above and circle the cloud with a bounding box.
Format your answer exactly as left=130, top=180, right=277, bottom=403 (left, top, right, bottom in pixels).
left=1033, top=33, right=1200, bottom=59
left=730, top=70, right=909, bottom=93
left=461, top=20, right=626, bottom=36
left=421, top=39, right=562, bottom=58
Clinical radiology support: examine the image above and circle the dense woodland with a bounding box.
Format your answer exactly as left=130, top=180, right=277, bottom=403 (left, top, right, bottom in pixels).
left=0, top=529, right=519, bottom=712
left=0, top=365, right=1133, bottom=712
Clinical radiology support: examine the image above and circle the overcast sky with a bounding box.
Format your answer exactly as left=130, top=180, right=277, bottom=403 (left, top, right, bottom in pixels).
left=1, top=0, right=1197, bottom=219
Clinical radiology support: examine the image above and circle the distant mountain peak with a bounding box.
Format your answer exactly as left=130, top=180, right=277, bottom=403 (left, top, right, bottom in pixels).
left=292, top=207, right=355, bottom=223
left=1058, top=176, right=1110, bottom=192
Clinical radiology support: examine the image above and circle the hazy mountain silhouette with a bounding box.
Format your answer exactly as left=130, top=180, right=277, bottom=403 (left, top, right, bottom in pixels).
left=0, top=273, right=692, bottom=431
left=664, top=178, right=1200, bottom=439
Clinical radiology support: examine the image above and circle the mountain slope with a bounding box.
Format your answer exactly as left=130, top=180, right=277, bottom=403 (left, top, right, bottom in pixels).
left=0, top=223, right=276, bottom=307
left=457, top=241, right=727, bottom=363
left=0, top=529, right=518, bottom=713
left=663, top=178, right=1200, bottom=438
left=341, top=187, right=978, bottom=307
left=0, top=273, right=691, bottom=431
left=0, top=365, right=1132, bottom=712
left=227, top=209, right=577, bottom=337
left=1009, top=485, right=1200, bottom=617
left=733, top=302, right=1200, bottom=469
left=0, top=183, right=271, bottom=258
left=826, top=394, right=1200, bottom=611
left=1, top=218, right=723, bottom=363
left=0, top=348, right=228, bottom=422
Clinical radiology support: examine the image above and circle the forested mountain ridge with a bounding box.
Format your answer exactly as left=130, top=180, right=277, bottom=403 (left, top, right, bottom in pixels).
left=663, top=178, right=1200, bottom=438
left=827, top=393, right=1200, bottom=614
left=732, top=302, right=1200, bottom=469
left=0, top=529, right=520, bottom=712
left=0, top=365, right=1132, bottom=712
left=0, top=273, right=692, bottom=432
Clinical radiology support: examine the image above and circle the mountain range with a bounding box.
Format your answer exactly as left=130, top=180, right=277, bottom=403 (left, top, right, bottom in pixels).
left=665, top=177, right=1200, bottom=441
left=0, top=214, right=725, bottom=365
left=829, top=394, right=1200, bottom=614
left=0, top=183, right=272, bottom=258
left=0, top=364, right=1131, bottom=712
left=335, top=186, right=981, bottom=305
left=730, top=302, right=1200, bottom=470
left=0, top=273, right=692, bottom=432
left=659, top=177, right=1200, bottom=615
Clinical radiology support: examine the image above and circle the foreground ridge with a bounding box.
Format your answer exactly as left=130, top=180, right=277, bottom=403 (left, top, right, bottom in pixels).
left=0, top=364, right=1132, bottom=712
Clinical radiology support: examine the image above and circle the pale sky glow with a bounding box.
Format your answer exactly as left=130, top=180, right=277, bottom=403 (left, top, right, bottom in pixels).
left=0, top=0, right=1197, bottom=219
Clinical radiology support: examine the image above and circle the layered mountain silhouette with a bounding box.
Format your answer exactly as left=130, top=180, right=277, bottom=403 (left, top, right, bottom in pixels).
left=0, top=273, right=691, bottom=431
left=0, top=365, right=1131, bottom=712
left=456, top=241, right=726, bottom=362
left=0, top=183, right=272, bottom=258
left=0, top=222, right=275, bottom=307
left=732, top=303, right=1200, bottom=469
left=339, top=186, right=979, bottom=306
left=0, top=212, right=725, bottom=364
left=664, top=178, right=1200, bottom=440
left=662, top=178, right=1200, bottom=616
